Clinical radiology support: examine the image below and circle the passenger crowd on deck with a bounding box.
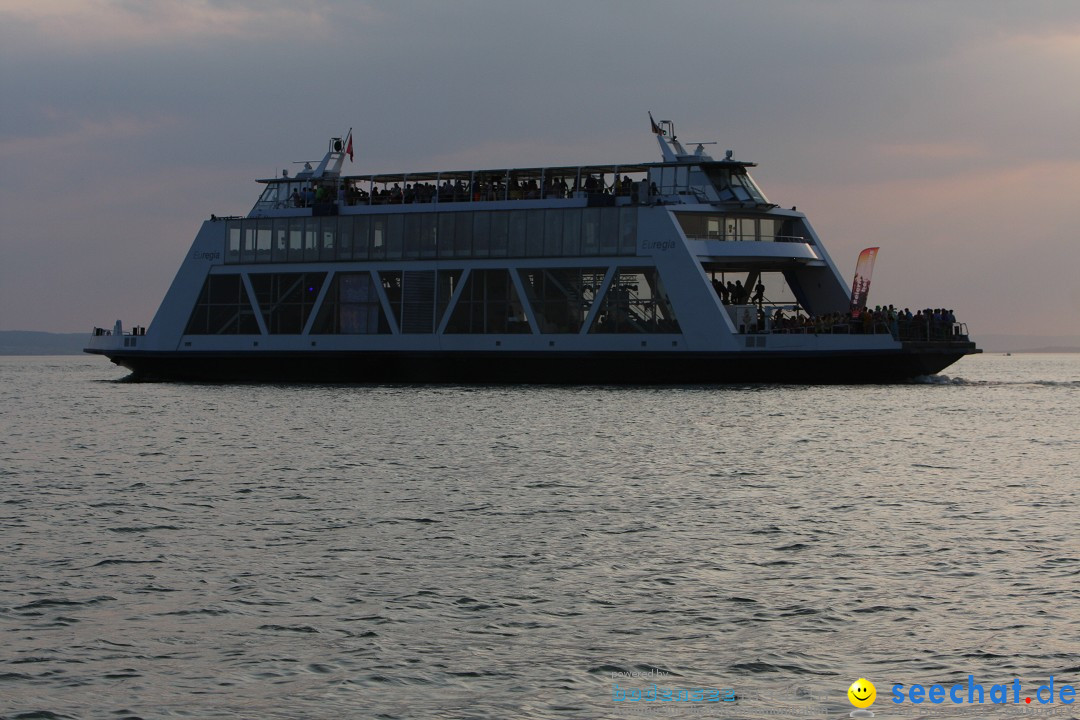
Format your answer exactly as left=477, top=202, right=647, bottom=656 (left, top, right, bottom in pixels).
left=284, top=173, right=644, bottom=209
left=755, top=305, right=962, bottom=340
left=709, top=277, right=963, bottom=340
left=711, top=278, right=766, bottom=306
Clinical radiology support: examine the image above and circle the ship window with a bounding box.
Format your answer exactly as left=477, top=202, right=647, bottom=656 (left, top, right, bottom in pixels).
left=759, top=218, right=775, bottom=242
left=256, top=221, right=272, bottom=263
left=679, top=214, right=778, bottom=242
left=249, top=272, right=325, bottom=334
left=311, top=272, right=389, bottom=335
left=419, top=214, right=437, bottom=259
left=676, top=213, right=704, bottom=239
left=445, top=269, right=530, bottom=334
left=436, top=269, right=462, bottom=329
left=390, top=268, right=462, bottom=334
left=241, top=224, right=256, bottom=263
left=437, top=214, right=456, bottom=259
left=380, top=268, right=463, bottom=333
left=304, top=221, right=318, bottom=261
left=352, top=216, right=370, bottom=260
left=526, top=210, right=545, bottom=257
left=255, top=184, right=279, bottom=209
left=469, top=212, right=488, bottom=257
left=517, top=267, right=605, bottom=333
left=400, top=271, right=435, bottom=332
left=589, top=267, right=681, bottom=334
left=619, top=207, right=638, bottom=253
left=676, top=213, right=729, bottom=240
left=337, top=216, right=354, bottom=260
left=454, top=212, right=472, bottom=258
left=738, top=218, right=755, bottom=242
left=402, top=214, right=420, bottom=259
left=490, top=212, right=509, bottom=257
left=544, top=210, right=562, bottom=256
left=562, top=209, right=581, bottom=255
left=319, top=219, right=336, bottom=261
left=582, top=208, right=600, bottom=254
left=370, top=216, right=386, bottom=260
left=736, top=172, right=768, bottom=203
left=700, top=166, right=771, bottom=204
left=386, top=214, right=403, bottom=260
left=652, top=166, right=674, bottom=195
left=289, top=219, right=304, bottom=262
left=675, top=166, right=689, bottom=194
left=272, top=220, right=288, bottom=263
left=226, top=221, right=241, bottom=263
left=184, top=273, right=260, bottom=335
left=599, top=207, right=619, bottom=254
left=380, top=271, right=403, bottom=328
left=508, top=210, right=527, bottom=257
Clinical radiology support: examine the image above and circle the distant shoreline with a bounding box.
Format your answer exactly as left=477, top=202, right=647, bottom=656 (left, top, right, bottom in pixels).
left=1, top=330, right=1077, bottom=356
left=1004, top=347, right=1080, bottom=354
left=0, top=331, right=89, bottom=356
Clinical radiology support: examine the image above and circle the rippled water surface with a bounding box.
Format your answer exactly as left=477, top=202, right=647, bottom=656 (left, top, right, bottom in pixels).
left=2, top=354, right=1079, bottom=719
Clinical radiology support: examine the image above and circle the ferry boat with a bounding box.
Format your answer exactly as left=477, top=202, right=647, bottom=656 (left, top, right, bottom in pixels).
left=85, top=119, right=980, bottom=383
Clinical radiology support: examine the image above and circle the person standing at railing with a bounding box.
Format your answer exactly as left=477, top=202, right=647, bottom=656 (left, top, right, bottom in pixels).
left=753, top=281, right=765, bottom=308
left=712, top=277, right=729, bottom=304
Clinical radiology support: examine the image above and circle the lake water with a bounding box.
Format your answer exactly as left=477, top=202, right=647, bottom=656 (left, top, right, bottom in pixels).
left=1, top=353, right=1078, bottom=719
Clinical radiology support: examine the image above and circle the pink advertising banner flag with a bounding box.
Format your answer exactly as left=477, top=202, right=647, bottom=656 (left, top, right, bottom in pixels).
left=849, top=247, right=879, bottom=316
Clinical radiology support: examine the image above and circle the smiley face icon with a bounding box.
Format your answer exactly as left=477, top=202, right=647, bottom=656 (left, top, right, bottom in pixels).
left=848, top=678, right=876, bottom=709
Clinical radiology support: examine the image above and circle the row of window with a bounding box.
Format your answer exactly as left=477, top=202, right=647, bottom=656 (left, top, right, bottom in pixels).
left=224, top=207, right=639, bottom=264
left=185, top=268, right=681, bottom=336
left=675, top=213, right=805, bottom=242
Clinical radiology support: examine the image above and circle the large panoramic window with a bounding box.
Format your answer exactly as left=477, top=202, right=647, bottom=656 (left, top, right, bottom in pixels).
left=589, top=267, right=681, bottom=334
left=310, top=272, right=389, bottom=334
left=248, top=272, right=326, bottom=334
left=702, top=166, right=770, bottom=204
left=445, top=269, right=530, bottom=334
left=184, top=273, right=260, bottom=335
left=517, top=268, right=606, bottom=333
left=378, top=269, right=462, bottom=333
left=675, top=213, right=803, bottom=243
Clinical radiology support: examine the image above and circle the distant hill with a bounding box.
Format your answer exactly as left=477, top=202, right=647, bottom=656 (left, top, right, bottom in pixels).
left=0, top=331, right=88, bottom=355
left=975, top=334, right=1080, bottom=353
left=1021, top=346, right=1080, bottom=354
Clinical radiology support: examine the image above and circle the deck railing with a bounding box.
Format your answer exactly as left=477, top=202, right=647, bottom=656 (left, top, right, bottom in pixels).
left=728, top=306, right=970, bottom=342
left=686, top=234, right=808, bottom=243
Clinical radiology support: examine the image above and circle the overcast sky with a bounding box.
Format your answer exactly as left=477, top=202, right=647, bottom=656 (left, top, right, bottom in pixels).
left=2, top=0, right=1079, bottom=338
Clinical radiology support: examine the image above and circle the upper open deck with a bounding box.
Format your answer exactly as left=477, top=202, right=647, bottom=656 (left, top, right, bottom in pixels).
left=248, top=120, right=777, bottom=217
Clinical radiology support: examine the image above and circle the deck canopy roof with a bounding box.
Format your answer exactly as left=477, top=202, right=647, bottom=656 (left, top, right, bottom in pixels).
left=350, top=163, right=653, bottom=185
left=259, top=164, right=653, bottom=185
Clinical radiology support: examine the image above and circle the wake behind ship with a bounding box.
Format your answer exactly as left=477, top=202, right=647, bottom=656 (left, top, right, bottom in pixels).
left=85, top=119, right=979, bottom=383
